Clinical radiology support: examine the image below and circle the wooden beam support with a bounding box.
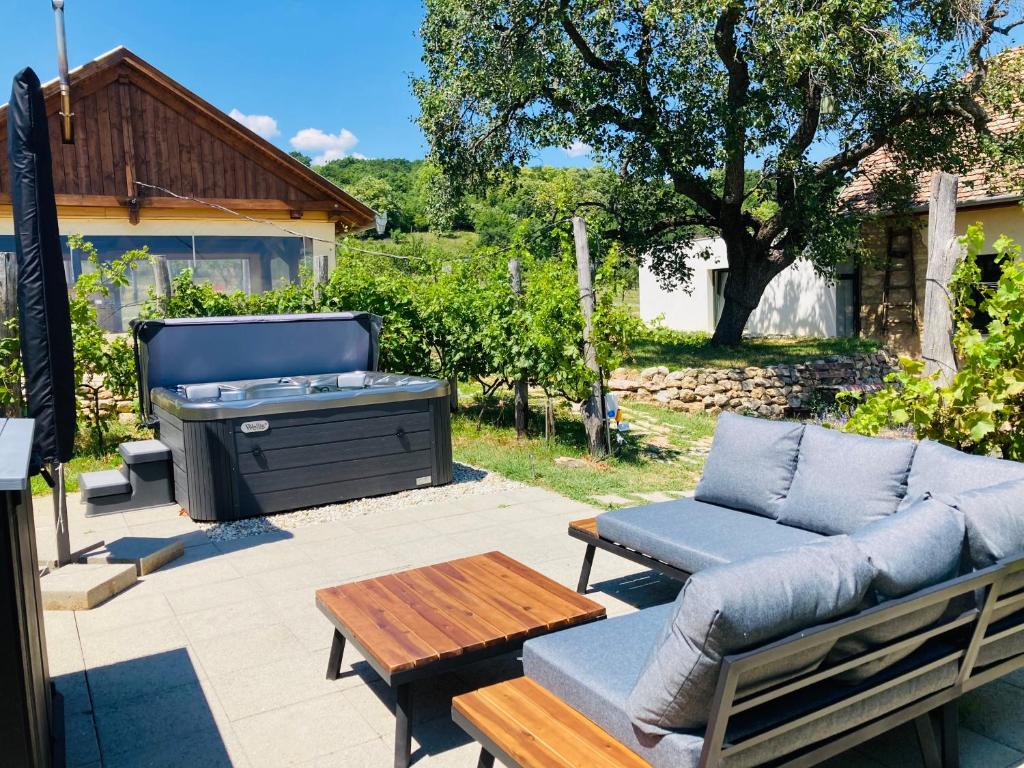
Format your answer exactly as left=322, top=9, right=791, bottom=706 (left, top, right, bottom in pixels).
left=923, top=173, right=962, bottom=386
left=117, top=74, right=139, bottom=224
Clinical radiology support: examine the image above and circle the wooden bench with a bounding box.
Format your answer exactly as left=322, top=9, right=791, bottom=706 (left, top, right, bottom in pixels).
left=452, top=676, right=650, bottom=768
left=569, top=517, right=691, bottom=593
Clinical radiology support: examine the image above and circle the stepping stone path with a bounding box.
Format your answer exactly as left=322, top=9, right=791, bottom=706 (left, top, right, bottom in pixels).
left=633, top=491, right=676, bottom=503
left=590, top=494, right=634, bottom=506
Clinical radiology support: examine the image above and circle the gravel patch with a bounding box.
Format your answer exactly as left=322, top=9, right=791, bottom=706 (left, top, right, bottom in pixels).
left=196, top=462, right=526, bottom=542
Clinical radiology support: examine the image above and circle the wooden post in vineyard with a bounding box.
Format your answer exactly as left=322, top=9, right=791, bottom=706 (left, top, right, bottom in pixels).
left=508, top=258, right=529, bottom=438
left=922, top=173, right=962, bottom=386
left=152, top=255, right=172, bottom=302
left=312, top=251, right=330, bottom=305
left=571, top=217, right=606, bottom=457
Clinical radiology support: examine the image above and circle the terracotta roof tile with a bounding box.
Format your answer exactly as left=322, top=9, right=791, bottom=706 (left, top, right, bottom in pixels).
left=840, top=46, right=1024, bottom=211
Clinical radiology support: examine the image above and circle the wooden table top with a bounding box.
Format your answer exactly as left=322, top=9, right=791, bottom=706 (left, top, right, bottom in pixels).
left=453, top=676, right=651, bottom=767
left=316, top=551, right=605, bottom=679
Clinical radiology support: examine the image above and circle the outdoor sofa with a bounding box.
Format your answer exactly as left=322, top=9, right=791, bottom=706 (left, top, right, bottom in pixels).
left=451, top=414, right=1024, bottom=767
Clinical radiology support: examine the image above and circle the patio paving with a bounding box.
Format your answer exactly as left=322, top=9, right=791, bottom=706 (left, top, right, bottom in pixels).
left=36, top=482, right=1024, bottom=768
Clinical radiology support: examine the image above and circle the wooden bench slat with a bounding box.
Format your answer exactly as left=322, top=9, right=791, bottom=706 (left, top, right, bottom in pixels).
left=454, top=677, right=651, bottom=768
left=570, top=518, right=598, bottom=537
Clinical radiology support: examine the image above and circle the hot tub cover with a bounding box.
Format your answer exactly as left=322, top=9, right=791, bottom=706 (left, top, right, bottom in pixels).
left=133, top=313, right=382, bottom=421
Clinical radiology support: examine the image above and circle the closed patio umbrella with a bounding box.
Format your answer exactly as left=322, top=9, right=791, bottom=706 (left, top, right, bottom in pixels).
left=9, top=66, right=77, bottom=564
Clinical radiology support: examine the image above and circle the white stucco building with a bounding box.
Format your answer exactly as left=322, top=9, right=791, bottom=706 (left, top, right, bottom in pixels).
left=638, top=237, right=857, bottom=337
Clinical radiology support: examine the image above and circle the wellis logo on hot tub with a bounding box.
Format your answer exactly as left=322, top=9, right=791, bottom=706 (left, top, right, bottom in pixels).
left=240, top=420, right=270, bottom=434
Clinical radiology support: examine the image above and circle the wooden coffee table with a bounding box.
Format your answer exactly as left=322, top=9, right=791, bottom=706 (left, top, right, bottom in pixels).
left=315, top=551, right=606, bottom=768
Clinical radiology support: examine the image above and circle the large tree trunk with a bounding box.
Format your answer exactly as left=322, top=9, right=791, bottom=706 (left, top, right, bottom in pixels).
left=710, top=241, right=784, bottom=346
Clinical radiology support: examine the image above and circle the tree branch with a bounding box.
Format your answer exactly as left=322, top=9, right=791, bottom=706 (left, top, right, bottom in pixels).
left=558, top=0, right=623, bottom=74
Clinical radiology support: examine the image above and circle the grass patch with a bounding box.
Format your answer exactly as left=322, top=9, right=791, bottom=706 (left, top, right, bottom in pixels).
left=30, top=420, right=147, bottom=497
left=452, top=398, right=715, bottom=506
left=626, top=332, right=880, bottom=370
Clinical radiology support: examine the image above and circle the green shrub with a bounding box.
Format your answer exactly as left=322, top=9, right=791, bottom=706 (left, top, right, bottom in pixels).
left=842, top=224, right=1024, bottom=459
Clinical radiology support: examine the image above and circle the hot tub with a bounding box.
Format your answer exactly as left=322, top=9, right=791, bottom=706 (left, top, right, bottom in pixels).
left=133, top=314, right=453, bottom=522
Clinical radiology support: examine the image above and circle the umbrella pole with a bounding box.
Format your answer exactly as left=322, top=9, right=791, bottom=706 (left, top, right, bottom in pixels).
left=50, top=462, right=71, bottom=567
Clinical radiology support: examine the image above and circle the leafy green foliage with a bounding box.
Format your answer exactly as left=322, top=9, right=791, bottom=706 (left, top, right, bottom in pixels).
left=843, top=225, right=1024, bottom=459
left=0, top=237, right=148, bottom=453
left=414, top=0, right=1023, bottom=343
left=67, top=235, right=148, bottom=452
left=145, top=234, right=642, bottom=404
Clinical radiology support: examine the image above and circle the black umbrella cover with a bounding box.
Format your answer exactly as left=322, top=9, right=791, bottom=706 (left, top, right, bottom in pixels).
left=8, top=67, right=76, bottom=469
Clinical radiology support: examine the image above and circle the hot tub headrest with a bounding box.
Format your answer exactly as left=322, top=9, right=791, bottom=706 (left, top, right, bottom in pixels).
left=132, top=313, right=382, bottom=420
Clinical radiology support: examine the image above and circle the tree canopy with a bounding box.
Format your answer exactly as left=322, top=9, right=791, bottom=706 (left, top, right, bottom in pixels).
left=414, top=0, right=1024, bottom=344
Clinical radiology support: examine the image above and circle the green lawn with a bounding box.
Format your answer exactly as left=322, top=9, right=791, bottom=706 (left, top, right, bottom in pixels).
left=36, top=398, right=715, bottom=508
left=626, top=332, right=880, bottom=370
left=452, top=398, right=715, bottom=506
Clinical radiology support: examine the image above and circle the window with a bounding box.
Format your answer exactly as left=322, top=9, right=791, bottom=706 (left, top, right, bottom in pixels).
left=969, top=253, right=1001, bottom=333
left=712, top=268, right=729, bottom=326
left=835, top=263, right=858, bottom=338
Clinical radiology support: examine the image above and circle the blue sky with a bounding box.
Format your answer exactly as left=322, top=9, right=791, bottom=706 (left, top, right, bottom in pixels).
left=0, top=0, right=587, bottom=166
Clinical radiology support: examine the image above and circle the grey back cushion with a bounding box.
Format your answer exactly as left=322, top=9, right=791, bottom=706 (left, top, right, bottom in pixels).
left=694, top=413, right=804, bottom=518
left=775, top=426, right=916, bottom=535
left=901, top=440, right=1024, bottom=511
left=952, top=478, right=1024, bottom=626
left=831, top=495, right=966, bottom=681
left=627, top=536, right=876, bottom=734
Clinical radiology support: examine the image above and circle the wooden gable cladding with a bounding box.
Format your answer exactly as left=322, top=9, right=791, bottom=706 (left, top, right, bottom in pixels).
left=0, top=48, right=374, bottom=231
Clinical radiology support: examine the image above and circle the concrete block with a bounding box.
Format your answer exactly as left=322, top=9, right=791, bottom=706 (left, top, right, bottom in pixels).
left=80, top=537, right=185, bottom=576
left=41, top=563, right=137, bottom=611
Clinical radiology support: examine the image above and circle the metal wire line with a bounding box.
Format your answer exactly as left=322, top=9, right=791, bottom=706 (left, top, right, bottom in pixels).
left=133, top=181, right=575, bottom=264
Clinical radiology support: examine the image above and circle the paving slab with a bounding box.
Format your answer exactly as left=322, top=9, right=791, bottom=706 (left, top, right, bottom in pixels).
left=633, top=491, right=676, bottom=503
left=80, top=536, right=184, bottom=575
left=34, top=477, right=1024, bottom=768
left=589, top=493, right=633, bottom=506
left=40, top=562, right=137, bottom=610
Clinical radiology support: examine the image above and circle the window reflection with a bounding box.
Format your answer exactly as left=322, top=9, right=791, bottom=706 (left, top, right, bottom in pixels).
left=0, top=234, right=311, bottom=332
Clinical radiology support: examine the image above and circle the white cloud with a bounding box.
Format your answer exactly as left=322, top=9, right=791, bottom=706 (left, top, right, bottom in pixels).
left=564, top=140, right=592, bottom=158
left=228, top=108, right=280, bottom=139
left=289, top=127, right=360, bottom=164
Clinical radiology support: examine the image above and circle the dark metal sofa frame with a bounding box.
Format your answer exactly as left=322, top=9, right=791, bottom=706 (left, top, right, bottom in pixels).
left=468, top=543, right=1024, bottom=767
left=569, top=518, right=692, bottom=593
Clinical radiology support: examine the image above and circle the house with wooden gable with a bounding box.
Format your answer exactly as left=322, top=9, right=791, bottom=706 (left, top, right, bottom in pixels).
left=0, top=46, right=374, bottom=331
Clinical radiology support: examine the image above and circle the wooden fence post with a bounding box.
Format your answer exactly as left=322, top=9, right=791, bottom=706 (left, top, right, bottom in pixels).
left=572, top=217, right=606, bottom=457
left=508, top=258, right=529, bottom=438
left=152, top=255, right=172, bottom=303
left=312, top=251, right=330, bottom=305
left=922, top=173, right=962, bottom=386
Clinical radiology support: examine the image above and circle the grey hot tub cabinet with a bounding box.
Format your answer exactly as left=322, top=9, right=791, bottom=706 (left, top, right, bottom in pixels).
left=133, top=314, right=454, bottom=522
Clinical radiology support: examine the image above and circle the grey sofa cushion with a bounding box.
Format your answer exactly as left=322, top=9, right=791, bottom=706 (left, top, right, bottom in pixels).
left=596, top=499, right=825, bottom=575
left=627, top=536, right=876, bottom=733
left=694, top=413, right=804, bottom=518
left=955, top=478, right=1024, bottom=569
left=526, top=579, right=953, bottom=768
left=831, top=495, right=966, bottom=681
left=951, top=478, right=1024, bottom=626
left=901, top=440, right=1024, bottom=511
left=524, top=605, right=707, bottom=768
left=776, top=426, right=916, bottom=535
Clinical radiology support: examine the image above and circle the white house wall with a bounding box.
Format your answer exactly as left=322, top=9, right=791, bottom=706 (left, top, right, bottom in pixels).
left=639, top=237, right=839, bottom=337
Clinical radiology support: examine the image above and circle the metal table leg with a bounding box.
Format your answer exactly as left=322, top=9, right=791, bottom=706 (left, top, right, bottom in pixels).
left=394, top=682, right=414, bottom=768
left=577, top=543, right=596, bottom=593
left=326, top=629, right=346, bottom=680
left=477, top=748, right=496, bottom=768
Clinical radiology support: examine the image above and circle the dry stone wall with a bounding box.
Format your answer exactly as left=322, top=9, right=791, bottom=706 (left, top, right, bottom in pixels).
left=607, top=350, right=898, bottom=418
